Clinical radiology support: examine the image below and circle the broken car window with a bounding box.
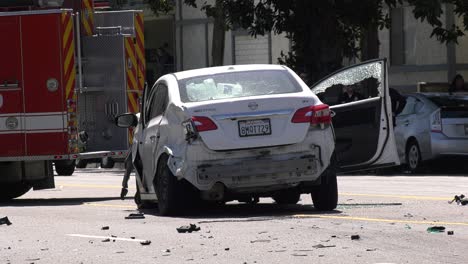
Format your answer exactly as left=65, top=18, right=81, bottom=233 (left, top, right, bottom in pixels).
left=311, top=61, right=383, bottom=106
left=178, top=70, right=302, bottom=103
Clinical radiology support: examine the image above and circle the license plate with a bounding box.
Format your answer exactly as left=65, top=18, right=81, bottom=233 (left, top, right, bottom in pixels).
left=238, top=119, right=272, bottom=137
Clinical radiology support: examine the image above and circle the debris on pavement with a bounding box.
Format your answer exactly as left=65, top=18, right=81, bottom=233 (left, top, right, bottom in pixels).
left=449, top=194, right=468, bottom=205
left=0, top=217, right=12, bottom=226
left=102, top=238, right=111, bottom=242
left=140, top=240, right=151, bottom=246
left=250, top=239, right=271, bottom=243
left=177, top=224, right=201, bottom=233
left=125, top=213, right=145, bottom=219
left=351, top=235, right=361, bottom=240
left=101, top=226, right=109, bottom=230
left=427, top=226, right=446, bottom=233
left=292, top=253, right=308, bottom=257
left=405, top=224, right=412, bottom=229
left=313, top=244, right=336, bottom=249
left=366, top=248, right=377, bottom=252
left=225, top=248, right=230, bottom=251
left=404, top=213, right=414, bottom=218
left=448, top=231, right=454, bottom=235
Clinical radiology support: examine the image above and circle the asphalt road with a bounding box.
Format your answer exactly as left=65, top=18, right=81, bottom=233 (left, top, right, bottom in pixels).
left=1, top=168, right=468, bottom=264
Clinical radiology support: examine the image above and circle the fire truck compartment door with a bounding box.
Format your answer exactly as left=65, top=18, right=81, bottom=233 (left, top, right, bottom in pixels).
left=80, top=35, right=128, bottom=152
left=21, top=13, right=68, bottom=156
left=0, top=16, right=25, bottom=157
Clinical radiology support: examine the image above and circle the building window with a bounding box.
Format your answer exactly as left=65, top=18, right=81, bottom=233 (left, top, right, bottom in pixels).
left=390, top=7, right=405, bottom=66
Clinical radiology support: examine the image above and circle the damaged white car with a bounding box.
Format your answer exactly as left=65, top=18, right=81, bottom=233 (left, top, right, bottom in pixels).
left=116, top=60, right=399, bottom=215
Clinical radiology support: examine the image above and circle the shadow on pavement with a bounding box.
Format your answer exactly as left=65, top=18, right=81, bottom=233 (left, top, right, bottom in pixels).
left=139, top=202, right=343, bottom=220
left=0, top=197, right=123, bottom=207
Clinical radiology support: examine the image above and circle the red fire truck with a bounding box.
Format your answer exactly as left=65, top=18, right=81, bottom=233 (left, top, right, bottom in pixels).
left=0, top=0, right=145, bottom=200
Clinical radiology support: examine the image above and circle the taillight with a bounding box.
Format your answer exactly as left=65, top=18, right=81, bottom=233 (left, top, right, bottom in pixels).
left=431, top=110, right=442, bottom=133
left=192, top=116, right=218, bottom=132
left=292, top=104, right=332, bottom=125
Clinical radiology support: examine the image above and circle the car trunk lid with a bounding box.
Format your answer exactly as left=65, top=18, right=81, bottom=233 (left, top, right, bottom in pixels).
left=186, top=95, right=317, bottom=151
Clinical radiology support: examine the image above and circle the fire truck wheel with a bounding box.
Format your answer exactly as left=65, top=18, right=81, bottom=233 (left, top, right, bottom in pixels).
left=0, top=182, right=32, bottom=201
left=55, top=160, right=76, bottom=176
left=75, top=159, right=88, bottom=169
left=100, top=157, right=115, bottom=169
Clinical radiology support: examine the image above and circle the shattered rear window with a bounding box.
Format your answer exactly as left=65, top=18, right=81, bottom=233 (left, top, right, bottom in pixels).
left=177, top=70, right=302, bottom=103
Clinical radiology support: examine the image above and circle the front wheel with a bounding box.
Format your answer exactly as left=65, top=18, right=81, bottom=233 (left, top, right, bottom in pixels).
left=0, top=182, right=32, bottom=201
left=312, top=156, right=338, bottom=211
left=55, top=160, right=76, bottom=176
left=100, top=157, right=115, bottom=169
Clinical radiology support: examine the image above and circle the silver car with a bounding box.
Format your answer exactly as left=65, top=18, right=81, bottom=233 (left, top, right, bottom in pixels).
left=395, top=93, right=468, bottom=172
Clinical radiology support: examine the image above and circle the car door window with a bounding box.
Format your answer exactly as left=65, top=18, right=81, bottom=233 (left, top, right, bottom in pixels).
left=149, top=84, right=169, bottom=120
left=312, top=62, right=382, bottom=106
left=399, top=96, right=416, bottom=116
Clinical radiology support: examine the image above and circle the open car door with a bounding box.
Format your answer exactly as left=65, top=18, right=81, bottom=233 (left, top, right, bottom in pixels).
left=311, top=59, right=400, bottom=172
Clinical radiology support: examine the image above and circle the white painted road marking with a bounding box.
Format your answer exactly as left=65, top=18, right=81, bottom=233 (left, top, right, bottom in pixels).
left=67, top=234, right=147, bottom=242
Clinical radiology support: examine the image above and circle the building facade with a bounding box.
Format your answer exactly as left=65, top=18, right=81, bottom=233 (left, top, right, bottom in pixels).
left=379, top=4, right=468, bottom=92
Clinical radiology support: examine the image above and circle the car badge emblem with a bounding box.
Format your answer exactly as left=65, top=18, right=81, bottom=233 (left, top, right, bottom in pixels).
left=6, top=117, right=18, bottom=130
left=248, top=102, right=258, bottom=110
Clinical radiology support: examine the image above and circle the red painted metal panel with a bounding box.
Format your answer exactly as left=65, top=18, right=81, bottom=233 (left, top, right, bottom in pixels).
left=21, top=13, right=65, bottom=113
left=0, top=16, right=25, bottom=157
left=21, top=13, right=68, bottom=156
left=0, top=134, right=25, bottom=156
left=26, top=132, right=67, bottom=155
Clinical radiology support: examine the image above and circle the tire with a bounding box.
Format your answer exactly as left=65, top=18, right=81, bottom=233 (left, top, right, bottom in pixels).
left=0, top=182, right=32, bottom=201
left=312, top=155, right=338, bottom=211
left=154, top=156, right=184, bottom=216
left=55, top=160, right=76, bottom=176
left=75, top=159, right=88, bottom=169
left=406, top=140, right=421, bottom=173
left=100, top=157, right=115, bottom=169
left=273, top=191, right=301, bottom=204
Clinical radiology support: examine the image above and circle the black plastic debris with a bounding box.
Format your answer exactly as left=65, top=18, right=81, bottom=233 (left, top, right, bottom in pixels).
left=102, top=238, right=111, bottom=242
left=449, top=194, right=468, bottom=205
left=0, top=217, right=12, bottom=226
left=427, top=226, right=446, bottom=233
left=177, top=224, right=201, bottom=233
left=448, top=231, right=454, bottom=235
left=125, top=213, right=145, bottom=219
left=313, top=244, right=336, bottom=249
left=351, top=235, right=360, bottom=240
left=140, top=240, right=151, bottom=246
left=101, top=226, right=109, bottom=230
left=224, top=248, right=230, bottom=251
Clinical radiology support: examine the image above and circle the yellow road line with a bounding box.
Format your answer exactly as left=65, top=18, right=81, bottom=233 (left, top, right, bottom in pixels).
left=294, top=214, right=468, bottom=226
left=85, top=203, right=137, bottom=209
left=58, top=183, right=129, bottom=189
left=340, top=192, right=449, bottom=201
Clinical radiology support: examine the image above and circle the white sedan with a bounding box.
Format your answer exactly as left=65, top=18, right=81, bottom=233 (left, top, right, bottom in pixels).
left=116, top=61, right=399, bottom=215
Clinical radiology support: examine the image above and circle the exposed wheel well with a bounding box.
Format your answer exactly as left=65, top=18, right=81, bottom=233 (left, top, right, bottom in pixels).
left=406, top=137, right=418, bottom=151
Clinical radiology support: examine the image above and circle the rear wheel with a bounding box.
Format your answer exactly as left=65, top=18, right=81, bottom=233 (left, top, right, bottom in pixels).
left=406, top=140, right=421, bottom=173
left=100, top=157, right=115, bottom=169
left=312, top=155, right=338, bottom=211
left=273, top=191, right=301, bottom=204
left=55, top=160, right=76, bottom=176
left=75, top=159, right=88, bottom=169
left=155, top=156, right=184, bottom=216
left=0, top=182, right=32, bottom=201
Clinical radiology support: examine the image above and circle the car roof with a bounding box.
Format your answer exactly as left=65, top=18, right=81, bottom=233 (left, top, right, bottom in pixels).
left=172, top=64, right=288, bottom=80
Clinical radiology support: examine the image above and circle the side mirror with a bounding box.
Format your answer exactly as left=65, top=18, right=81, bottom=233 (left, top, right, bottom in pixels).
left=115, top=113, right=138, bottom=128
